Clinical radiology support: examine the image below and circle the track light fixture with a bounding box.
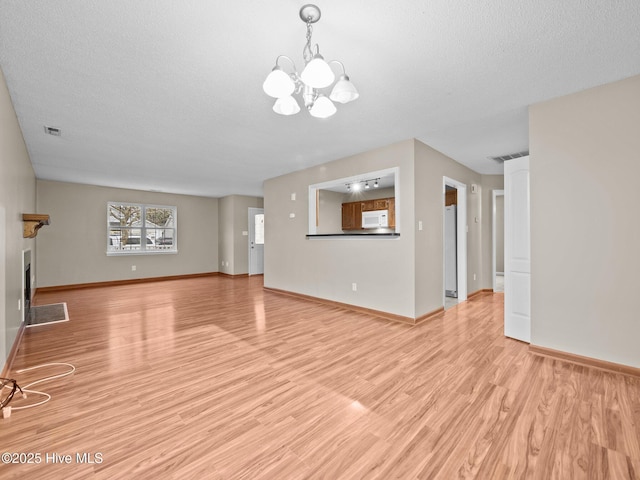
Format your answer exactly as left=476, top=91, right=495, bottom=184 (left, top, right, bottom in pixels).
left=345, top=178, right=381, bottom=192
left=263, top=4, right=359, bottom=118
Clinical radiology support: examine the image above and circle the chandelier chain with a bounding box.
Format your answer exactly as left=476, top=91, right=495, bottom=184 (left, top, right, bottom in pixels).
left=303, top=21, right=314, bottom=64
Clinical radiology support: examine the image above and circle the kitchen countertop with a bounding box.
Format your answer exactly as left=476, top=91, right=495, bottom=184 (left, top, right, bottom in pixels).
left=306, top=233, right=400, bottom=238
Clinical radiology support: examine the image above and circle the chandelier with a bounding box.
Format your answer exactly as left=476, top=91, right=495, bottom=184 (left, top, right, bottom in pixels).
left=262, top=4, right=359, bottom=118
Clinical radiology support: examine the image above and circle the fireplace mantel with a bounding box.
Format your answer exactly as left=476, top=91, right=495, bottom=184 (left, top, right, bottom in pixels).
left=22, top=214, right=50, bottom=238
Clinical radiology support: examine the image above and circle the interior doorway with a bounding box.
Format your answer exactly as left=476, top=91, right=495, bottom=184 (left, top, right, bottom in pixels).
left=444, top=186, right=458, bottom=309
left=22, top=249, right=31, bottom=323
left=492, top=190, right=505, bottom=292
left=248, top=208, right=264, bottom=275
left=443, top=177, right=468, bottom=309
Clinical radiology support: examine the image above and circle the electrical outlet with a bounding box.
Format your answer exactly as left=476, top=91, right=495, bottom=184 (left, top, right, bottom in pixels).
left=131, top=265, right=136, bottom=271
left=473, top=273, right=476, bottom=281
left=352, top=283, right=357, bottom=292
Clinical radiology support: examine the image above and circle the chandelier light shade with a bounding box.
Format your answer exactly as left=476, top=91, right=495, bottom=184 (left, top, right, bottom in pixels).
left=300, top=53, right=335, bottom=88
left=330, top=74, right=359, bottom=104
left=263, top=67, right=296, bottom=98
left=309, top=94, right=337, bottom=118
left=273, top=95, right=301, bottom=115
left=263, top=4, right=358, bottom=118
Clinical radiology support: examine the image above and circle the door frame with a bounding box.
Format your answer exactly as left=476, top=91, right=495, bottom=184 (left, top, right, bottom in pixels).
left=492, top=189, right=504, bottom=292
left=443, top=177, right=468, bottom=304
left=248, top=207, right=264, bottom=276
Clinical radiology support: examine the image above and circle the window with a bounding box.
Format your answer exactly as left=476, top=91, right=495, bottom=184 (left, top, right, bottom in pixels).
left=107, top=203, right=177, bottom=255
left=254, top=214, right=264, bottom=245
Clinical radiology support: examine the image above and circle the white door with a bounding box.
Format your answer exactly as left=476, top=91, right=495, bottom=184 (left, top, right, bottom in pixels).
left=248, top=208, right=264, bottom=275
left=504, top=156, right=530, bottom=342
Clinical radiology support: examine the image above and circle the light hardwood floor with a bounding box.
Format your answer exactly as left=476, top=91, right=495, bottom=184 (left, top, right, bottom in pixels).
left=1, top=276, right=638, bottom=479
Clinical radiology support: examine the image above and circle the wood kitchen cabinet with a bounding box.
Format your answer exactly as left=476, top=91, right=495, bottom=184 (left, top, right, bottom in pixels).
left=361, top=200, right=375, bottom=211
left=361, top=198, right=389, bottom=211
left=388, top=198, right=395, bottom=228
left=342, top=197, right=395, bottom=230
left=341, top=202, right=361, bottom=230
left=373, top=198, right=389, bottom=210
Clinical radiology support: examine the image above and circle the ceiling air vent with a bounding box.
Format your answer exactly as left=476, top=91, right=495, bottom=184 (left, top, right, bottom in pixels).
left=488, top=150, right=529, bottom=162
left=44, top=125, right=61, bottom=136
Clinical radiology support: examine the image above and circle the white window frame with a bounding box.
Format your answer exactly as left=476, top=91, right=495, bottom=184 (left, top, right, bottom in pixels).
left=107, top=202, right=177, bottom=256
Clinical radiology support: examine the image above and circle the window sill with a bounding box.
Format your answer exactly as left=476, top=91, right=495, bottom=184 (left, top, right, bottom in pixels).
left=106, top=250, right=178, bottom=256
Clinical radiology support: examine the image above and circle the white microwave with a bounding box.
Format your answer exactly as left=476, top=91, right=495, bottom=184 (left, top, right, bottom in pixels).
left=362, top=210, right=388, bottom=228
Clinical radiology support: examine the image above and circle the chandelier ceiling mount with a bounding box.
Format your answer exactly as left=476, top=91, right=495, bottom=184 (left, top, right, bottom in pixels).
left=299, top=4, right=321, bottom=24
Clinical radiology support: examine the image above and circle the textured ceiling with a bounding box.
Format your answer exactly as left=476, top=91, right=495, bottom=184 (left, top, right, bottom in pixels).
left=1, top=1, right=639, bottom=198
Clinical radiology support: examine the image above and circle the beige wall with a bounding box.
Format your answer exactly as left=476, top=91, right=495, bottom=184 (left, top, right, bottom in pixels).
left=36, top=180, right=219, bottom=287
left=414, top=140, right=487, bottom=316
left=530, top=74, right=640, bottom=368
left=264, top=140, right=417, bottom=318
left=0, top=68, right=36, bottom=369
left=265, top=138, right=499, bottom=320
left=316, top=190, right=343, bottom=234
left=218, top=196, right=234, bottom=274
left=218, top=195, right=263, bottom=275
